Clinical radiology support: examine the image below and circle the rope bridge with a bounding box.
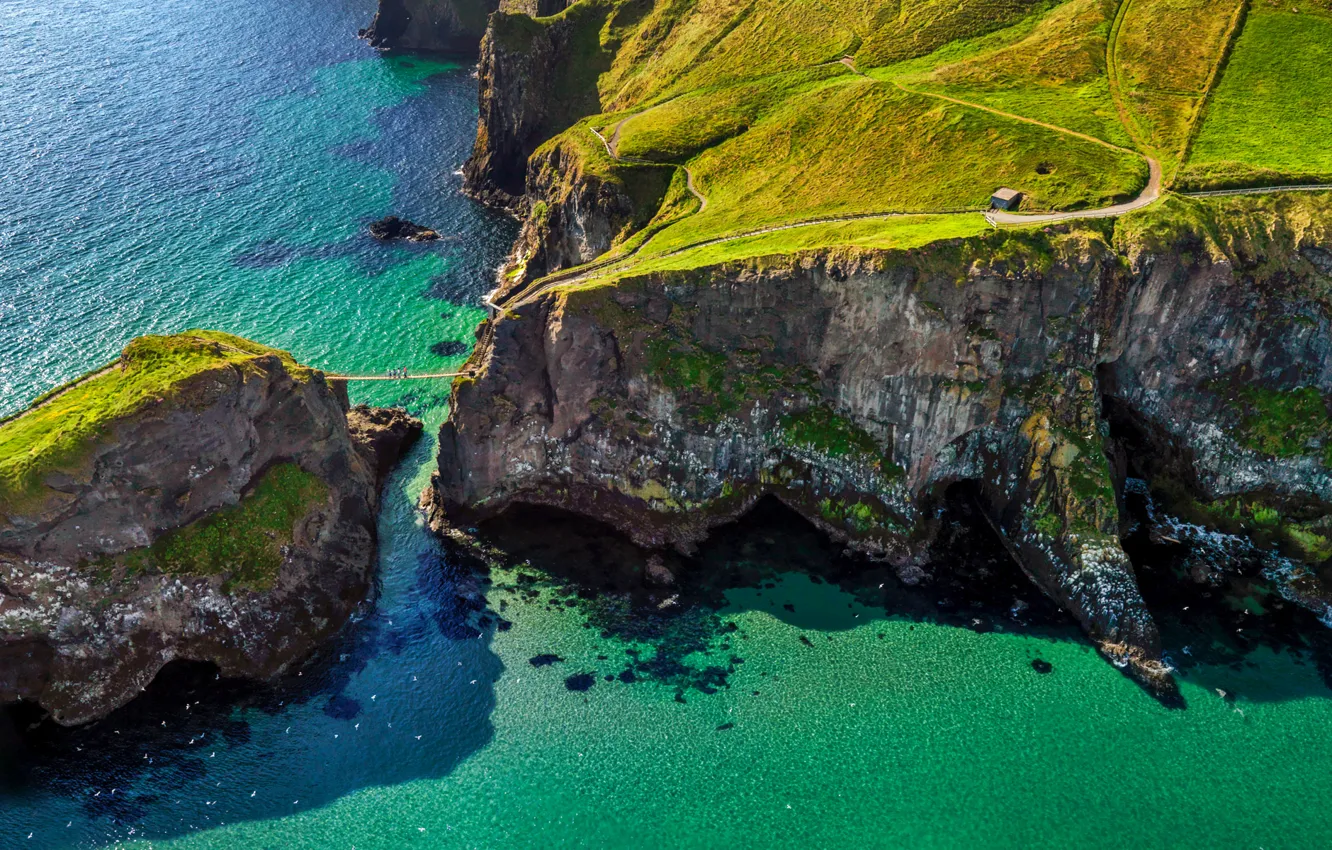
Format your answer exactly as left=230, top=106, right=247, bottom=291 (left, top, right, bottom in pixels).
left=325, top=371, right=472, bottom=382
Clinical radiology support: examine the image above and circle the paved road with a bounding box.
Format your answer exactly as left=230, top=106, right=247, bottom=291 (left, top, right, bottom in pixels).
left=1178, top=183, right=1332, bottom=198
left=989, top=157, right=1163, bottom=225
left=491, top=41, right=1325, bottom=309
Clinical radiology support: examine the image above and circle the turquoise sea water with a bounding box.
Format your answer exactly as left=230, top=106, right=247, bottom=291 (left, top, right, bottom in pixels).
left=3, top=1, right=1332, bottom=848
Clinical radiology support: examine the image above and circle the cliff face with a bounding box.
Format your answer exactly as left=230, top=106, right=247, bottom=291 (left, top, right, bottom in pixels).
left=492, top=137, right=673, bottom=294
left=0, top=333, right=421, bottom=725
left=427, top=197, right=1332, bottom=689
left=362, top=0, right=500, bottom=52
left=462, top=5, right=609, bottom=209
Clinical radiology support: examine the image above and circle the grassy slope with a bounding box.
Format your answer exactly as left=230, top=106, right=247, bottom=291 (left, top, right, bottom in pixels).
left=510, top=0, right=1329, bottom=281
left=1113, top=0, right=1243, bottom=176
left=0, top=331, right=312, bottom=508
left=107, top=462, right=330, bottom=592
left=902, top=0, right=1133, bottom=148
left=608, top=214, right=990, bottom=277
left=1180, top=5, right=1332, bottom=190
left=520, top=0, right=1144, bottom=275
left=647, top=78, right=1145, bottom=246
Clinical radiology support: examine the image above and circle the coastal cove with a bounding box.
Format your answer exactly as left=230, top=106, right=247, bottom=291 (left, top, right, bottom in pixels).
left=4, top=1, right=1332, bottom=849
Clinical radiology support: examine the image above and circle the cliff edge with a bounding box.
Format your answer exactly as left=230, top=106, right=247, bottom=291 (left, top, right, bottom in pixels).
left=428, top=194, right=1332, bottom=692
left=362, top=0, right=499, bottom=52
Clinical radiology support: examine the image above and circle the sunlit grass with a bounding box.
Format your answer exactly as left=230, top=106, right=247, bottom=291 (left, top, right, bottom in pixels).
left=1181, top=7, right=1332, bottom=190
left=0, top=331, right=310, bottom=509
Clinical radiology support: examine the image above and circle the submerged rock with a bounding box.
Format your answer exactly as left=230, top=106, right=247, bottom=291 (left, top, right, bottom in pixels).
left=431, top=340, right=469, bottom=358
left=0, top=331, right=421, bottom=725
left=564, top=672, right=595, bottom=691
left=369, top=216, right=440, bottom=242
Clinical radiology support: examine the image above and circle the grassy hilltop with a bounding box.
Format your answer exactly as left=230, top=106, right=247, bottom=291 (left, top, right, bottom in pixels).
left=494, top=0, right=1332, bottom=289
left=0, top=331, right=313, bottom=508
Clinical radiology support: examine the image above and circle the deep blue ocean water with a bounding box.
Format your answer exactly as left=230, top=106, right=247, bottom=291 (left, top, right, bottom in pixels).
left=5, top=2, right=1332, bottom=848
left=0, top=0, right=514, bottom=418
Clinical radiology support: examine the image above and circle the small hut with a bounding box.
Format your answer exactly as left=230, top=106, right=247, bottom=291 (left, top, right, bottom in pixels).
left=990, top=188, right=1023, bottom=211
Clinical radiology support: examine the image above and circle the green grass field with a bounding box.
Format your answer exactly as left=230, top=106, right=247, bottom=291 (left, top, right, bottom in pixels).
left=500, top=0, right=1332, bottom=282
left=1180, top=6, right=1332, bottom=190
left=617, top=213, right=990, bottom=277
left=0, top=331, right=311, bottom=511
left=1113, top=0, right=1243, bottom=174
left=899, top=0, right=1134, bottom=148
left=620, top=75, right=1145, bottom=256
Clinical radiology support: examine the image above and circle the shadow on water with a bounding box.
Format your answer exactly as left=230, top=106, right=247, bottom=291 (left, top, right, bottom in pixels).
left=1103, top=391, right=1332, bottom=703
left=468, top=493, right=1088, bottom=702
left=1, top=515, right=504, bottom=846
left=1124, top=486, right=1332, bottom=703
left=472, top=487, right=1332, bottom=708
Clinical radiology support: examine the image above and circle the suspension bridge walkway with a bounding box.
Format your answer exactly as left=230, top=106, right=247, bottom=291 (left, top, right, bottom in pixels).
left=325, top=370, right=473, bottom=382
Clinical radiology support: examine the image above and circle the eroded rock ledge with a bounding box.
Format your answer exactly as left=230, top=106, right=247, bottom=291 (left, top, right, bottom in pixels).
left=426, top=195, right=1332, bottom=692
left=0, top=333, right=422, bottom=725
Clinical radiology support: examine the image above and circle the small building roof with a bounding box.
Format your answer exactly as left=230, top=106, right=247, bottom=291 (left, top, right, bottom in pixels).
left=991, top=187, right=1022, bottom=202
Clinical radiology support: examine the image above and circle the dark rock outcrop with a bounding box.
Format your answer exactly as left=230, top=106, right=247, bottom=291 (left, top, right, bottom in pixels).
left=494, top=137, right=672, bottom=296
left=348, top=404, right=425, bottom=480
left=369, top=216, right=440, bottom=242
left=361, top=0, right=500, bottom=52
left=463, top=5, right=610, bottom=209
left=426, top=195, right=1332, bottom=690
left=0, top=334, right=421, bottom=725
left=500, top=0, right=573, bottom=16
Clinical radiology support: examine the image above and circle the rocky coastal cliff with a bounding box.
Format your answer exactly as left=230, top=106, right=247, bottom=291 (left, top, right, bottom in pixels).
left=427, top=195, right=1332, bottom=691
left=361, top=0, right=573, bottom=53
left=0, top=332, right=421, bottom=725
left=462, top=2, right=606, bottom=209
left=362, top=0, right=499, bottom=52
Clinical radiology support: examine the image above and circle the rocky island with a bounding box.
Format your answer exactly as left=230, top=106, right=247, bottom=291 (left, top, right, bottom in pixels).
left=0, top=331, right=420, bottom=725
left=369, top=215, right=441, bottom=242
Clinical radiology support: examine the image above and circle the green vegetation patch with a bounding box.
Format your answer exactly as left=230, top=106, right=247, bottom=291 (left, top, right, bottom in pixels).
left=1227, top=384, right=1332, bottom=462
left=641, top=78, right=1145, bottom=253
left=629, top=215, right=990, bottom=276
left=779, top=406, right=904, bottom=477
left=106, top=463, right=329, bottom=592
left=905, top=0, right=1133, bottom=149
left=579, top=286, right=818, bottom=426
left=1181, top=7, right=1332, bottom=190
left=854, top=0, right=1057, bottom=67
left=0, top=331, right=311, bottom=511
left=613, top=67, right=844, bottom=162
left=1157, top=479, right=1332, bottom=566
left=643, top=337, right=814, bottom=426
left=818, top=496, right=906, bottom=535
left=1016, top=372, right=1121, bottom=543
left=1115, top=0, right=1244, bottom=173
